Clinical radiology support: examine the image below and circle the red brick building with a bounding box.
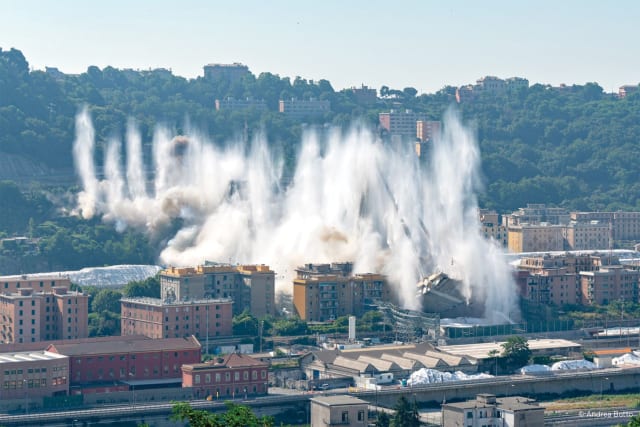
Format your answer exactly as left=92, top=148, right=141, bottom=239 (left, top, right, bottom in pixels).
left=46, top=335, right=201, bottom=394
left=182, top=353, right=268, bottom=399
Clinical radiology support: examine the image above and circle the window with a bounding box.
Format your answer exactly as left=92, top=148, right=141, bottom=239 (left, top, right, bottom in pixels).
left=234, top=372, right=240, bottom=381
left=358, top=410, right=365, bottom=421
left=341, top=412, right=349, bottom=423
left=195, top=374, right=201, bottom=384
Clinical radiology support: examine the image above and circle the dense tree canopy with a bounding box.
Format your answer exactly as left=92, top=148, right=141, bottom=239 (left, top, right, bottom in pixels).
left=2, top=48, right=640, bottom=273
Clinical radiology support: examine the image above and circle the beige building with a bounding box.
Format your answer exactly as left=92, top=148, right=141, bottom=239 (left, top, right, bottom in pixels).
left=479, top=209, right=508, bottom=247
left=160, top=264, right=275, bottom=317
left=508, top=223, right=565, bottom=253
left=203, top=63, right=249, bottom=82
left=0, top=287, right=89, bottom=344
left=120, top=297, right=233, bottom=340
left=506, top=204, right=569, bottom=226
left=570, top=211, right=640, bottom=243
left=442, top=394, right=544, bottom=427
left=0, top=350, right=69, bottom=400
left=310, top=395, right=368, bottom=427
left=293, top=263, right=389, bottom=322
left=0, top=274, right=71, bottom=294
left=563, top=220, right=611, bottom=250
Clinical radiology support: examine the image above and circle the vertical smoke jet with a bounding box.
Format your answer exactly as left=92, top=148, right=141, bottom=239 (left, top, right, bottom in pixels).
left=72, top=107, right=99, bottom=219
left=125, top=120, right=147, bottom=200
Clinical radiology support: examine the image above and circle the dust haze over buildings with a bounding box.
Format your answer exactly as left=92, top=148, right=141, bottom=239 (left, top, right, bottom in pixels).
left=72, top=108, right=518, bottom=322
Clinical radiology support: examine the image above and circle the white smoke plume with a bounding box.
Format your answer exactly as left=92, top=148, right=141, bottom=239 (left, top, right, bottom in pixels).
left=72, top=109, right=518, bottom=320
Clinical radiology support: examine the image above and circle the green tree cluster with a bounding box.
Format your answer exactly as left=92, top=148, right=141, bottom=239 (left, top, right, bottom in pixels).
left=171, top=401, right=274, bottom=427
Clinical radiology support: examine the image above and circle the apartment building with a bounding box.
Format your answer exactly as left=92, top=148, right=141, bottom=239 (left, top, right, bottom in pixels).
left=570, top=211, right=640, bottom=242
left=579, top=266, right=640, bottom=305
left=505, top=204, right=570, bottom=227
left=508, top=223, right=565, bottom=253
left=292, top=263, right=389, bottom=322
left=203, top=63, right=249, bottom=82
left=181, top=352, right=268, bottom=399
left=378, top=110, right=429, bottom=138
left=479, top=209, right=508, bottom=247
left=563, top=220, right=611, bottom=250
left=0, top=274, right=71, bottom=293
left=120, top=297, right=233, bottom=340
left=0, top=287, right=89, bottom=344
left=518, top=253, right=638, bottom=306
left=416, top=120, right=441, bottom=142
left=47, top=335, right=201, bottom=393
left=160, top=263, right=275, bottom=317
left=278, top=98, right=330, bottom=119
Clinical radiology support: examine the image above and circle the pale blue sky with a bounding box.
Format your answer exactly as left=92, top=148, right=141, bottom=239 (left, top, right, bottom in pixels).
left=1, top=0, right=638, bottom=94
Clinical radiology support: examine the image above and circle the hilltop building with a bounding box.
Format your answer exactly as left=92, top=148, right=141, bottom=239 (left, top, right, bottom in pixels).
left=456, top=76, right=529, bottom=103
left=278, top=98, right=330, bottom=119
left=203, top=63, right=249, bottom=82
left=570, top=211, right=640, bottom=243
left=0, top=286, right=88, bottom=344
left=508, top=223, right=565, bottom=253
left=215, top=97, right=267, bottom=112
left=378, top=110, right=429, bottom=139
left=349, top=85, right=377, bottom=105
left=292, top=263, right=389, bottom=322
left=618, top=85, right=639, bottom=98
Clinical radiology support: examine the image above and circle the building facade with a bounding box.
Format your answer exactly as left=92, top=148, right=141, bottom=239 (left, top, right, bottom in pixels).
left=0, top=287, right=89, bottom=344
left=310, top=395, right=369, bottom=427
left=0, top=350, right=69, bottom=399
left=508, top=224, right=565, bottom=253
left=160, top=264, right=275, bottom=317
left=579, top=266, right=640, bottom=305
left=379, top=110, right=429, bottom=138
left=563, top=220, right=611, bottom=250
left=214, top=97, right=267, bottom=111
left=293, top=263, right=390, bottom=322
left=278, top=99, right=330, bottom=119
left=442, top=394, right=544, bottom=427
left=47, top=335, right=201, bottom=393
left=479, top=209, right=508, bottom=247
left=181, top=352, right=268, bottom=399
left=203, top=63, right=249, bottom=82
left=120, top=297, right=233, bottom=340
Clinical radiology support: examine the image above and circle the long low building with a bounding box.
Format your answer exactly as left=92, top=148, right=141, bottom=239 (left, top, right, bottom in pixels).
left=438, top=338, right=581, bottom=360
left=300, top=342, right=477, bottom=384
